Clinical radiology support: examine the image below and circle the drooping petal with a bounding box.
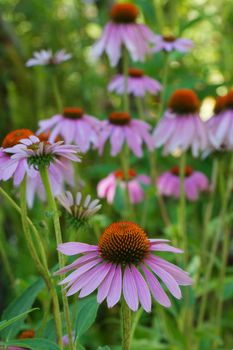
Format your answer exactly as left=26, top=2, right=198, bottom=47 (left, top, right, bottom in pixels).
left=107, top=264, right=122, bottom=308
left=57, top=242, right=98, bottom=255
left=131, top=265, right=151, bottom=312
left=123, top=265, right=139, bottom=311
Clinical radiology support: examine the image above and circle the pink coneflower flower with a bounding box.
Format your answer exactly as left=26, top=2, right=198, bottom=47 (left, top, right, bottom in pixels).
left=153, top=89, right=209, bottom=156
left=98, top=112, right=154, bottom=157
left=97, top=169, right=150, bottom=204
left=26, top=49, right=72, bottom=67
left=56, top=221, right=192, bottom=312
left=157, top=166, right=209, bottom=201
left=37, top=107, right=100, bottom=153
left=0, top=134, right=80, bottom=207
left=207, top=91, right=233, bottom=150
left=151, top=34, right=193, bottom=53
left=92, top=3, right=156, bottom=67
left=108, top=68, right=162, bottom=97
left=58, top=191, right=102, bottom=229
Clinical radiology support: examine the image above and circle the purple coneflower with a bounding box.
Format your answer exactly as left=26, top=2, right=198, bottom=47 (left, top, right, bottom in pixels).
left=0, top=134, right=80, bottom=207
left=108, top=68, right=162, bottom=97
left=157, top=166, right=209, bottom=201
left=56, top=221, right=192, bottom=312
left=207, top=91, right=233, bottom=150
left=37, top=107, right=100, bottom=153
left=26, top=49, right=72, bottom=67
left=92, top=3, right=155, bottom=67
left=58, top=191, right=102, bottom=229
left=98, top=112, right=154, bottom=157
left=97, top=169, right=150, bottom=204
left=151, top=34, right=193, bottom=53
left=153, top=89, right=209, bottom=157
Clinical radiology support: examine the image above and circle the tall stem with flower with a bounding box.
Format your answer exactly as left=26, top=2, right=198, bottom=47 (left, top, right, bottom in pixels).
left=40, top=167, right=75, bottom=350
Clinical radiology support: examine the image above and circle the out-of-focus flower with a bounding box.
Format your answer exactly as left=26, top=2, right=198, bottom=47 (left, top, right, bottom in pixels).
left=98, top=112, right=154, bottom=157
left=153, top=89, right=209, bottom=157
left=58, top=191, right=101, bottom=229
left=207, top=91, right=233, bottom=150
left=157, top=166, right=209, bottom=201
left=97, top=169, right=150, bottom=204
left=26, top=49, right=72, bottom=67
left=92, top=3, right=156, bottom=67
left=108, top=68, right=162, bottom=97
left=0, top=134, right=80, bottom=207
left=57, top=221, right=192, bottom=312
left=151, top=34, right=193, bottom=53
left=37, top=107, right=100, bottom=153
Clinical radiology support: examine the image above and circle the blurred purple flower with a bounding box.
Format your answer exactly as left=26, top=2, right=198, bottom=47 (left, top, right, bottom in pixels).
left=56, top=221, right=192, bottom=312
left=92, top=3, right=155, bottom=67
left=157, top=166, right=209, bottom=201
left=97, top=169, right=150, bottom=204
left=153, top=89, right=209, bottom=157
left=207, top=91, right=233, bottom=151
left=98, top=112, right=154, bottom=157
left=151, top=34, right=193, bottom=53
left=37, top=107, right=101, bottom=153
left=108, top=68, right=162, bottom=97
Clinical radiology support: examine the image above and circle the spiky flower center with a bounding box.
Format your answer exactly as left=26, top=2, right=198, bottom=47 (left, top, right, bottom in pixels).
left=18, top=330, right=35, bottom=339
left=27, top=142, right=54, bottom=170
left=114, top=169, right=137, bottom=181
left=168, top=89, right=200, bottom=114
left=214, top=95, right=227, bottom=114
left=225, top=90, right=233, bottom=110
left=110, top=3, right=139, bottom=23
left=63, top=107, right=84, bottom=119
left=2, top=129, right=34, bottom=148
left=108, top=112, right=131, bottom=126
left=99, top=221, right=150, bottom=265
left=163, top=34, right=176, bottom=42
left=171, top=165, right=193, bottom=177
left=128, top=68, right=144, bottom=78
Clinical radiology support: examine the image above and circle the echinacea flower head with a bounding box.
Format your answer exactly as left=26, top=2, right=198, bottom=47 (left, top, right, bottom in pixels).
left=108, top=68, right=162, bottom=97
left=91, top=3, right=156, bottom=67
left=151, top=34, right=194, bottom=53
left=157, top=166, right=209, bottom=201
left=26, top=49, right=72, bottom=67
left=207, top=91, right=233, bottom=150
left=153, top=89, right=209, bottom=157
left=98, top=112, right=154, bottom=157
left=97, top=169, right=150, bottom=204
left=58, top=191, right=102, bottom=229
left=37, top=107, right=100, bottom=153
left=57, top=221, right=192, bottom=312
left=0, top=135, right=80, bottom=207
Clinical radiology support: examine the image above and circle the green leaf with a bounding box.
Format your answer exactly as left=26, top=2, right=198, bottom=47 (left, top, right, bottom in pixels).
left=75, top=295, right=99, bottom=338
left=97, top=347, right=111, bottom=350
left=1, top=278, right=44, bottom=339
left=0, top=338, right=60, bottom=350
left=0, top=308, right=38, bottom=332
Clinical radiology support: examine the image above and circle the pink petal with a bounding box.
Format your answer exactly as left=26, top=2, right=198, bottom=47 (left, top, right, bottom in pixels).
left=131, top=265, right=151, bottom=312
left=57, top=242, right=98, bottom=256
left=123, top=265, right=139, bottom=311
left=97, top=264, right=116, bottom=303
left=107, top=264, right=122, bottom=308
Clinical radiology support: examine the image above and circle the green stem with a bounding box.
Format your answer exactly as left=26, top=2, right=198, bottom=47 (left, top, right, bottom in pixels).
left=19, top=178, right=64, bottom=349
left=201, top=158, right=219, bottom=265
left=123, top=47, right=129, bottom=112
left=0, top=186, right=48, bottom=268
left=214, top=156, right=233, bottom=344
left=40, top=167, right=75, bottom=350
left=197, top=155, right=233, bottom=328
left=130, top=308, right=143, bottom=344
left=121, top=298, right=132, bottom=350
left=52, top=73, right=62, bottom=112
left=120, top=146, right=134, bottom=220
left=179, top=152, right=188, bottom=263
left=135, top=97, right=145, bottom=120
left=0, top=229, right=14, bottom=285
left=157, top=54, right=170, bottom=118
left=135, top=96, right=170, bottom=226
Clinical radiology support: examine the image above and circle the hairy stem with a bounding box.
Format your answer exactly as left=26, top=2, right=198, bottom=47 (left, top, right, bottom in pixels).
left=121, top=298, right=132, bottom=350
